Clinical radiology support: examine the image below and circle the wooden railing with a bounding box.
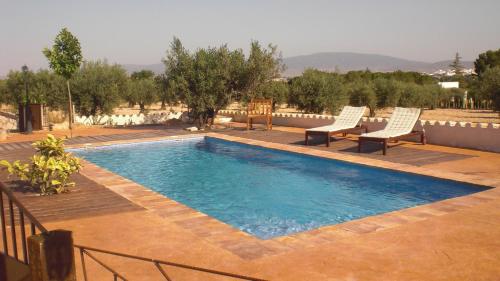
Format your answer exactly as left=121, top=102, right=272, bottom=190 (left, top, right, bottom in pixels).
left=0, top=182, right=266, bottom=280
left=0, top=182, right=48, bottom=264
left=74, top=244, right=266, bottom=281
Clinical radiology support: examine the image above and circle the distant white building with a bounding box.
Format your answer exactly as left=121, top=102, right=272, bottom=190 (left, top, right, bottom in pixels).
left=438, top=81, right=459, bottom=89
left=430, top=68, right=475, bottom=77
left=272, top=77, right=288, bottom=82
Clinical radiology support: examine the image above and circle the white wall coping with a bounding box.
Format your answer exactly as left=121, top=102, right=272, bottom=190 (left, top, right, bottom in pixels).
left=218, top=110, right=500, bottom=129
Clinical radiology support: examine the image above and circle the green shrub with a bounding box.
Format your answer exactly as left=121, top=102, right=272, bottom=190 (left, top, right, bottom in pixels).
left=289, top=69, right=348, bottom=114
left=0, top=135, right=81, bottom=195
left=347, top=82, right=377, bottom=116
left=478, top=66, right=500, bottom=111
left=373, top=78, right=402, bottom=108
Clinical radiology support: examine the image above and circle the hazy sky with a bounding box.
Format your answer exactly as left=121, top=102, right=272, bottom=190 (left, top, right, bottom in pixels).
left=1, top=0, right=499, bottom=75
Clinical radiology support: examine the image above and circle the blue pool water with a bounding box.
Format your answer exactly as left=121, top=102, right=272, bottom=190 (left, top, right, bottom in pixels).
left=72, top=137, right=486, bottom=239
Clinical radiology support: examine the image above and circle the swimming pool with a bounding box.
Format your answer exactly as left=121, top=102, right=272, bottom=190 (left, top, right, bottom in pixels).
left=72, top=137, right=487, bottom=239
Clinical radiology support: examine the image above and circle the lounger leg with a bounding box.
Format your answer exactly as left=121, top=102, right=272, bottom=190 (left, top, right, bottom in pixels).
left=326, top=132, right=330, bottom=147
left=383, top=139, right=387, bottom=155
left=358, top=139, right=362, bottom=153
left=421, top=131, right=426, bottom=145
left=305, top=132, right=309, bottom=145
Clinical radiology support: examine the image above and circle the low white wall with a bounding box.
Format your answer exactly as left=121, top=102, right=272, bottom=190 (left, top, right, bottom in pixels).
left=0, top=115, right=17, bottom=130
left=219, top=110, right=500, bottom=153
left=75, top=112, right=183, bottom=126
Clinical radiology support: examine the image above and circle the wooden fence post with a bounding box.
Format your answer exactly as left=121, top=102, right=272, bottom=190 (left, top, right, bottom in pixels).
left=28, top=230, right=76, bottom=281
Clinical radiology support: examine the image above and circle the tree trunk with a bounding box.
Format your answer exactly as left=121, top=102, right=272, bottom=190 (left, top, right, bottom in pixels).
left=66, top=80, right=73, bottom=130
left=160, top=99, right=166, bottom=110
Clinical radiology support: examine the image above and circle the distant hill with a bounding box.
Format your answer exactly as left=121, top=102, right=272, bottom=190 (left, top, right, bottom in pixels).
left=121, top=52, right=474, bottom=77
left=282, top=52, right=473, bottom=77
left=122, top=63, right=165, bottom=75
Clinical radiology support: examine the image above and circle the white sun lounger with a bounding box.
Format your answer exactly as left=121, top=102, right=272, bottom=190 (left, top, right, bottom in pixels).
left=305, top=106, right=367, bottom=147
left=358, top=107, right=426, bottom=155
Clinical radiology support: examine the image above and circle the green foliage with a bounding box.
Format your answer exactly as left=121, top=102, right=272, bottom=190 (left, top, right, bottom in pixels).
left=343, top=70, right=435, bottom=85
left=477, top=66, right=500, bottom=111
left=163, top=37, right=283, bottom=127
left=71, top=60, right=128, bottom=116
left=4, top=70, right=27, bottom=104
left=254, top=80, right=289, bottom=109
left=2, top=70, right=66, bottom=108
left=474, top=49, right=500, bottom=76
left=42, top=28, right=83, bottom=80
left=373, top=78, right=402, bottom=108
left=289, top=69, right=348, bottom=114
left=0, top=135, right=81, bottom=195
left=30, top=70, right=67, bottom=109
left=126, top=73, right=158, bottom=113
left=347, top=82, right=377, bottom=116
left=131, top=70, right=155, bottom=80
left=155, top=74, right=178, bottom=110
left=0, top=79, right=6, bottom=104
left=241, top=41, right=284, bottom=100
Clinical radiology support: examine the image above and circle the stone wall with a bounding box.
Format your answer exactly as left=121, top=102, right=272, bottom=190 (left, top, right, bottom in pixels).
left=219, top=110, right=500, bottom=153
left=75, top=112, right=183, bottom=126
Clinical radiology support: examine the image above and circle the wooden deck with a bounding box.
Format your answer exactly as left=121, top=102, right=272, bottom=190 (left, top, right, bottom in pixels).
left=221, top=128, right=473, bottom=166
left=0, top=148, right=144, bottom=224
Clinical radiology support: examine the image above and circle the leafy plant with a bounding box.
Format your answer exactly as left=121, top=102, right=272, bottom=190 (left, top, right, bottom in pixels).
left=0, top=135, right=81, bottom=195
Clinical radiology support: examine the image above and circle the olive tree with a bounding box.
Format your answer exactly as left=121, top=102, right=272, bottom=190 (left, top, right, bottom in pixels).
left=43, top=28, right=83, bottom=128
left=347, top=82, right=377, bottom=116
left=254, top=80, right=289, bottom=110
left=127, top=71, right=158, bottom=113
left=478, top=66, right=500, bottom=112
left=163, top=37, right=282, bottom=128
left=155, top=74, right=178, bottom=110
left=241, top=41, right=285, bottom=100
left=289, top=69, right=348, bottom=114
left=71, top=60, right=128, bottom=116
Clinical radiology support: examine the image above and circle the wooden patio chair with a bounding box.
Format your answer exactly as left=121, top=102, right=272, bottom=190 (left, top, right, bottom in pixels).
left=305, top=106, right=367, bottom=147
left=247, top=99, right=273, bottom=130
left=357, top=107, right=426, bottom=155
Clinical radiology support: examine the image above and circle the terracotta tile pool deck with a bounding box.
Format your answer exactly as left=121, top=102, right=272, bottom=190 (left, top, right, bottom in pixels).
left=1, top=125, right=500, bottom=280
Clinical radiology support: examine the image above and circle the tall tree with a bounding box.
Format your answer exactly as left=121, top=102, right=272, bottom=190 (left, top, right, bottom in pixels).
left=449, top=52, right=464, bottom=75
left=163, top=37, right=281, bottom=128
left=241, top=41, right=285, bottom=100
left=43, top=28, right=83, bottom=130
left=474, top=49, right=500, bottom=77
